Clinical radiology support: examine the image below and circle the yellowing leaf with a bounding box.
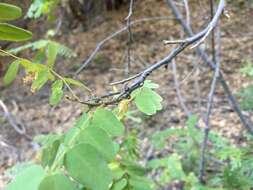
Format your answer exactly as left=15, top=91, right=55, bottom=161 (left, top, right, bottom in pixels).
left=118, top=99, right=130, bottom=120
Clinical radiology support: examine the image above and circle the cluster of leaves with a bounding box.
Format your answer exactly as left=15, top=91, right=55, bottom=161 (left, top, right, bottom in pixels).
left=149, top=116, right=253, bottom=190
left=3, top=39, right=83, bottom=106
left=1, top=2, right=81, bottom=106
left=5, top=80, right=164, bottom=190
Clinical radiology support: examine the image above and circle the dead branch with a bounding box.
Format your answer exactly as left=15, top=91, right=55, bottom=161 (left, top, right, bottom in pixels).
left=166, top=0, right=253, bottom=135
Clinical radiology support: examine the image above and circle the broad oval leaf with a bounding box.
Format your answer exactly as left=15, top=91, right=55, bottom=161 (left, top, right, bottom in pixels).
left=92, top=108, right=124, bottom=137
left=0, top=3, right=22, bottom=21
left=65, top=143, right=113, bottom=190
left=134, top=87, right=163, bottom=115
left=0, top=23, right=32, bottom=42
left=77, top=126, right=116, bottom=161
left=3, top=60, right=20, bottom=86
left=39, top=173, right=78, bottom=190
left=6, top=165, right=46, bottom=190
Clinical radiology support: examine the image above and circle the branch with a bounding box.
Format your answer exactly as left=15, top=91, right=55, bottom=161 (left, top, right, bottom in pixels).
left=0, top=100, right=26, bottom=135
left=125, top=0, right=134, bottom=76
left=74, top=16, right=174, bottom=77
left=166, top=0, right=253, bottom=135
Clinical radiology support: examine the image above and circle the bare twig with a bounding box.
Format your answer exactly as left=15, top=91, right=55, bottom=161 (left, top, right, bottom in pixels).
left=71, top=0, right=224, bottom=110
left=0, top=100, right=26, bottom=135
left=183, top=0, right=191, bottom=27
left=172, top=59, right=191, bottom=117
left=125, top=0, right=134, bottom=76
left=164, top=0, right=223, bottom=48
left=74, top=16, right=174, bottom=77
left=199, top=0, right=222, bottom=183
left=110, top=72, right=143, bottom=85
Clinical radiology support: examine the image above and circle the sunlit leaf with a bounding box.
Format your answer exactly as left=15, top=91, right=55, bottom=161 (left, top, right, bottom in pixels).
left=0, top=3, right=22, bottom=21
left=0, top=23, right=32, bottom=42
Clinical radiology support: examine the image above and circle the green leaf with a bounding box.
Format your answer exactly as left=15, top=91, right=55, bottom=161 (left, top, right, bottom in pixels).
left=31, top=70, right=49, bottom=92
left=3, top=60, right=20, bottom=86
left=0, top=23, right=32, bottom=42
left=41, top=139, right=61, bottom=167
left=129, top=176, right=152, bottom=190
left=143, top=80, right=159, bottom=89
left=64, top=78, right=91, bottom=91
left=49, top=80, right=63, bottom=105
left=0, top=3, right=22, bottom=21
left=111, top=178, right=127, bottom=190
left=8, top=40, right=49, bottom=54
left=92, top=108, right=124, bottom=137
left=121, top=160, right=146, bottom=177
left=133, top=87, right=163, bottom=115
left=6, top=165, right=45, bottom=190
left=75, top=112, right=89, bottom=129
left=167, top=154, right=186, bottom=180
left=47, top=42, right=58, bottom=68
left=237, top=85, right=253, bottom=110
left=39, top=173, right=78, bottom=190
left=77, top=126, right=116, bottom=161
left=65, top=143, right=113, bottom=190
left=26, top=0, right=44, bottom=19
left=186, top=115, right=201, bottom=144
left=147, top=158, right=169, bottom=169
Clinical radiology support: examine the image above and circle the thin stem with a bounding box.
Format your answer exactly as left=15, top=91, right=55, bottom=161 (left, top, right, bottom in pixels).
left=125, top=0, right=134, bottom=76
